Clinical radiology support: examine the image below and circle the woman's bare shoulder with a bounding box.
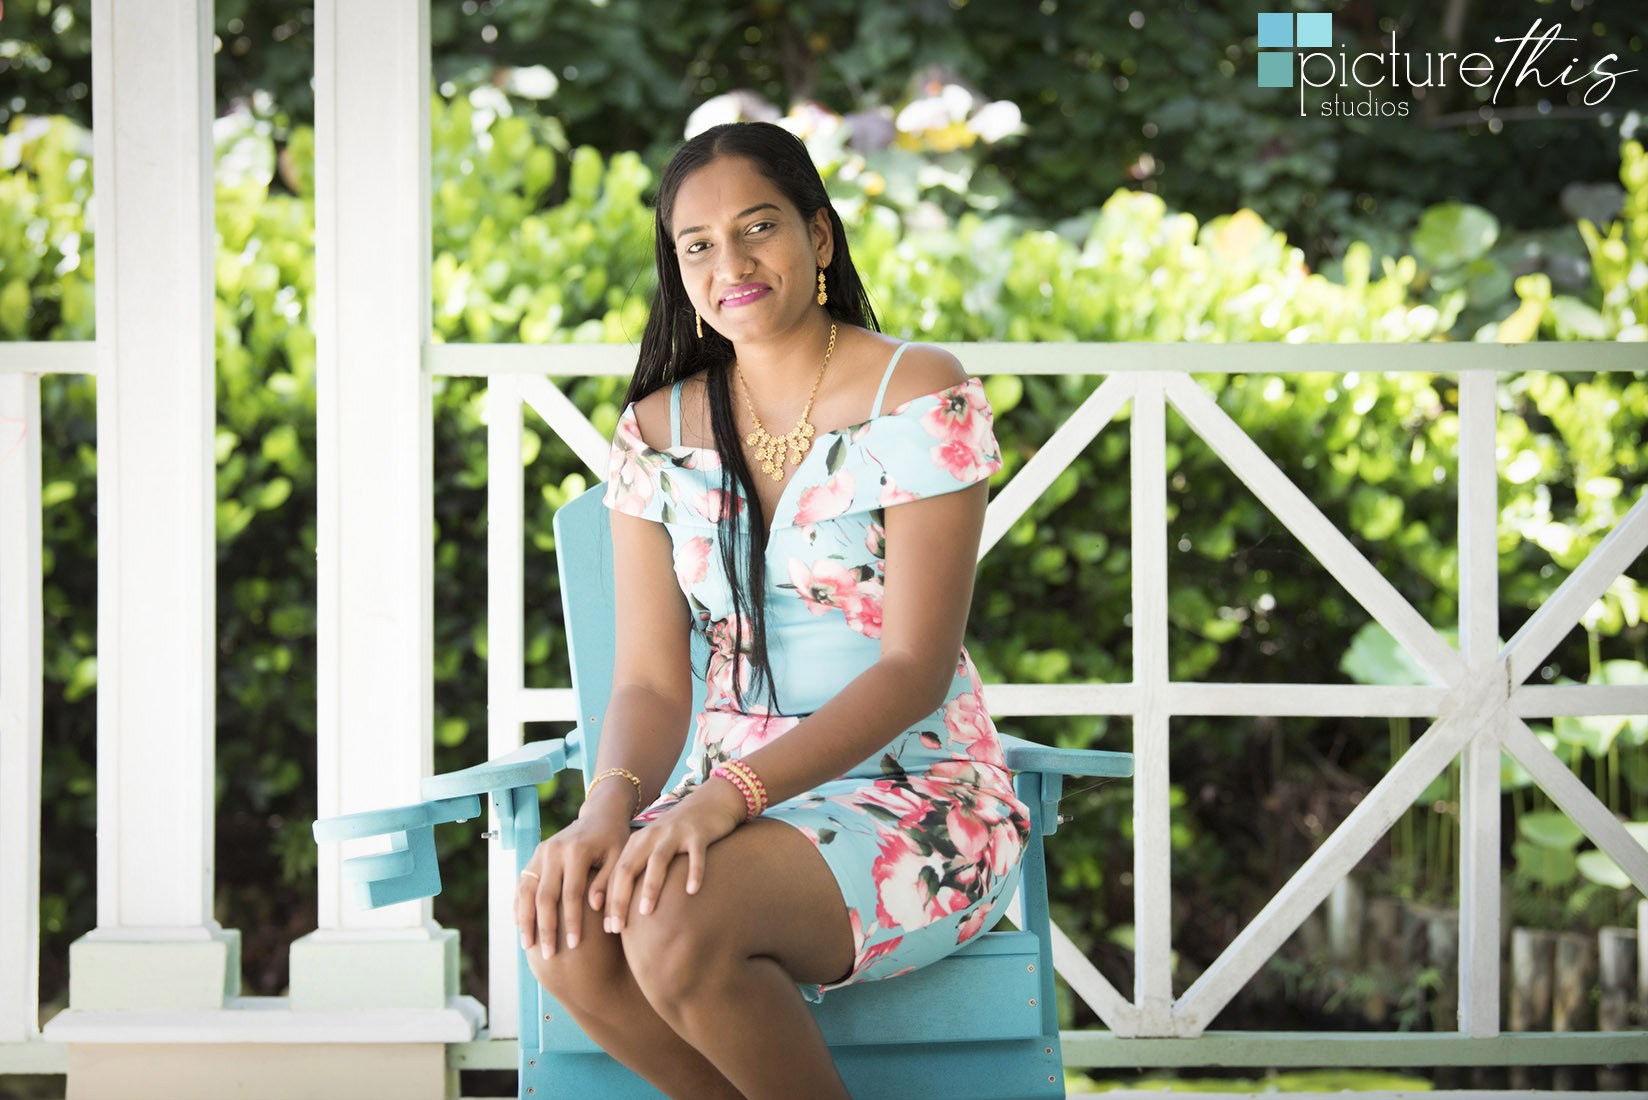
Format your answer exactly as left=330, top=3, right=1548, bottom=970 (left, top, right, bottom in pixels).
left=879, top=342, right=969, bottom=410
left=629, top=384, right=676, bottom=451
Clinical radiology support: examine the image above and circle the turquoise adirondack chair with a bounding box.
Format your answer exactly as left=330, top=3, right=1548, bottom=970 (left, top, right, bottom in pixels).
left=314, top=484, right=1132, bottom=1099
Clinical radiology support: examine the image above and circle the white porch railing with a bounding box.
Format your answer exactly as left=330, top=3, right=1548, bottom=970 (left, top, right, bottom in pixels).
left=3, top=339, right=1647, bottom=1087
left=435, top=338, right=1648, bottom=1063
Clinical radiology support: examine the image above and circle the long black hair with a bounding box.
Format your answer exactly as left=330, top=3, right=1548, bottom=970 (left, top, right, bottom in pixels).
left=624, top=122, right=880, bottom=712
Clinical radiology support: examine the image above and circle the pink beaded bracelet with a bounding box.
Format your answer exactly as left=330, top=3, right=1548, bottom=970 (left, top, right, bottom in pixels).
left=711, top=759, right=768, bottom=821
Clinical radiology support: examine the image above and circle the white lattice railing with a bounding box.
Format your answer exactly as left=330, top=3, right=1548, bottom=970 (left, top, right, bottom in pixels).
left=434, top=337, right=1648, bottom=1062
left=3, top=338, right=1646, bottom=1080
left=0, top=343, right=93, bottom=1076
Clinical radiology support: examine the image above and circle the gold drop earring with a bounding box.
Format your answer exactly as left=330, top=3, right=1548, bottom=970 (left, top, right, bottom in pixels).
left=816, top=269, right=828, bottom=306
left=696, top=311, right=703, bottom=339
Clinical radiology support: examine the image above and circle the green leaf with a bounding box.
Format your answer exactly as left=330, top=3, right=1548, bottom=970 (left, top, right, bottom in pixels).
left=436, top=717, right=468, bottom=748
left=1338, top=622, right=1430, bottom=685
left=1512, top=838, right=1577, bottom=888
left=1573, top=824, right=1648, bottom=889
left=983, top=374, right=1023, bottom=414
left=1553, top=712, right=1627, bottom=757
left=261, top=424, right=298, bottom=465
left=65, top=655, right=99, bottom=703
left=257, top=477, right=292, bottom=510
left=0, top=278, right=30, bottom=337
left=1547, top=295, right=1609, bottom=340
left=1517, top=810, right=1584, bottom=850
left=41, top=480, right=76, bottom=508
left=1411, top=202, right=1499, bottom=268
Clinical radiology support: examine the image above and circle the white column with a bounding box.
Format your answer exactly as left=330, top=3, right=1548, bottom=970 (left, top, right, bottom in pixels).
left=485, top=375, right=525, bottom=1039
left=289, top=0, right=464, bottom=1019
left=0, top=370, right=44, bottom=1039
left=1456, top=370, right=1501, bottom=1035
left=63, top=0, right=239, bottom=1012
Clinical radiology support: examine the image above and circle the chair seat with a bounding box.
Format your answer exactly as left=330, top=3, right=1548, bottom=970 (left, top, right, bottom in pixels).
left=541, top=929, right=1044, bottom=1052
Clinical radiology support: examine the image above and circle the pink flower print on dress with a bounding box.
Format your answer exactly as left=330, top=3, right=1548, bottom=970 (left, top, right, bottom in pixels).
left=842, top=581, right=883, bottom=639
left=922, top=382, right=1001, bottom=483
left=919, top=385, right=989, bottom=448
left=931, top=437, right=990, bottom=483
left=606, top=439, right=657, bottom=515
left=697, top=710, right=792, bottom=764
left=856, top=932, right=905, bottom=972
left=864, top=519, right=885, bottom=559
left=705, top=614, right=766, bottom=710
left=692, top=489, right=742, bottom=522
left=871, top=832, right=941, bottom=931
left=942, top=690, right=1004, bottom=765
left=956, top=900, right=994, bottom=944
left=946, top=803, right=993, bottom=865
left=674, top=535, right=713, bottom=589
left=876, top=475, right=920, bottom=507
left=847, top=779, right=933, bottom=827
left=987, top=817, right=1024, bottom=877
left=794, top=470, right=855, bottom=523
left=789, top=557, right=860, bottom=616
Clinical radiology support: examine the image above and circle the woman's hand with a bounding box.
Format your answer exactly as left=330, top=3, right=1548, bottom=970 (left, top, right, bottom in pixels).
left=516, top=790, right=634, bottom=959
left=602, top=776, right=747, bottom=934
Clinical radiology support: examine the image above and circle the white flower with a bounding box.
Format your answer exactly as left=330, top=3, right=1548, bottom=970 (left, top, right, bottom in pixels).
left=967, top=100, right=1024, bottom=143
left=686, top=91, right=781, bottom=139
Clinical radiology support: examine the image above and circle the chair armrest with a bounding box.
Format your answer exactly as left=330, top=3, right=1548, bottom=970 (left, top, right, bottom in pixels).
left=1002, top=734, right=1132, bottom=838
left=420, top=737, right=573, bottom=801
left=311, top=794, right=482, bottom=844
left=1000, top=734, right=1133, bottom=778
left=310, top=738, right=573, bottom=911
left=311, top=794, right=482, bottom=909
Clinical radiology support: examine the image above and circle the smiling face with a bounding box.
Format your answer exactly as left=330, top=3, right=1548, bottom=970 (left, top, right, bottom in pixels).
left=669, top=155, right=834, bottom=343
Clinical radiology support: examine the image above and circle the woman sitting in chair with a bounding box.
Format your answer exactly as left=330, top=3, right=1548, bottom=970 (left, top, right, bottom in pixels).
left=515, top=120, right=1030, bottom=1100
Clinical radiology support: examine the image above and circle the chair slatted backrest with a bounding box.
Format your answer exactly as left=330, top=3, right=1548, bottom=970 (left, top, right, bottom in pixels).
left=539, top=483, right=1078, bottom=1099
left=553, top=484, right=706, bottom=786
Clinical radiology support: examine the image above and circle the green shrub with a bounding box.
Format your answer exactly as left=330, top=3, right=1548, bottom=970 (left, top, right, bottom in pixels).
left=5, top=104, right=1643, bottom=1021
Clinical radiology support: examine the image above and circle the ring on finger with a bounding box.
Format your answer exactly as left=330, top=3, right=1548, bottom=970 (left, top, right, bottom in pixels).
left=520, top=870, right=541, bottom=880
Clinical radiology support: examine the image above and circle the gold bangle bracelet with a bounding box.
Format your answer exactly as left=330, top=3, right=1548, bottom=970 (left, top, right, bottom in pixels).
left=588, top=767, right=643, bottom=812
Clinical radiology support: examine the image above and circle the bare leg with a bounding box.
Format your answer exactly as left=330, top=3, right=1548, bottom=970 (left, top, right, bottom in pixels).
left=620, top=819, right=858, bottom=1100
left=526, top=892, right=749, bottom=1100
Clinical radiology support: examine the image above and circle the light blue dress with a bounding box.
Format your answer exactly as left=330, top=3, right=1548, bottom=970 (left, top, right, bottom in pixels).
left=602, top=343, right=1030, bottom=1000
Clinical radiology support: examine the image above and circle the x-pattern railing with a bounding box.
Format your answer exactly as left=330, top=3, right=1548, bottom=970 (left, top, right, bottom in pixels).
left=437, top=340, right=1648, bottom=1046
left=2, top=339, right=1644, bottom=1065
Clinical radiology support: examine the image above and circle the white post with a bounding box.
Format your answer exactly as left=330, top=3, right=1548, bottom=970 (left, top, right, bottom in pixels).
left=0, top=371, right=44, bottom=1039
left=288, top=0, right=467, bottom=1025
left=485, top=375, right=526, bottom=1039
left=1456, top=370, right=1501, bottom=1035
left=1130, top=375, right=1175, bottom=1034
left=60, top=0, right=240, bottom=1013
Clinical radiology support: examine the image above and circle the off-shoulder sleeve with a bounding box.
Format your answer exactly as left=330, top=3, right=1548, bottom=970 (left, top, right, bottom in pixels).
left=602, top=404, right=672, bottom=522
left=853, top=377, right=1004, bottom=509
left=601, top=403, right=725, bottom=527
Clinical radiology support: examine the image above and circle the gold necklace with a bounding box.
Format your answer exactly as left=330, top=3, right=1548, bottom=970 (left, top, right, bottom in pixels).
left=736, top=322, right=838, bottom=481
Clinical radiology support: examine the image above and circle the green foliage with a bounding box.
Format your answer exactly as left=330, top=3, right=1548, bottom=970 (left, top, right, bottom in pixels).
left=1514, top=139, right=1648, bottom=343
left=7, top=101, right=1646, bottom=1023
left=5, top=0, right=1641, bottom=274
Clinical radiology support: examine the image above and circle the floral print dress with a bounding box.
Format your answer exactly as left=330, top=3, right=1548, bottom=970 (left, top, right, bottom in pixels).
left=601, top=342, right=1031, bottom=1002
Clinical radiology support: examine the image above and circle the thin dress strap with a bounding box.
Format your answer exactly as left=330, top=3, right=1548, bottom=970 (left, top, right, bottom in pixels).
left=669, top=380, right=684, bottom=447
left=869, top=342, right=912, bottom=418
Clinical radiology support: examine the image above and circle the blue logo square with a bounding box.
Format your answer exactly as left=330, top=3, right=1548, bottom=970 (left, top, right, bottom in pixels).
left=1296, top=12, right=1333, bottom=48
left=1256, top=12, right=1293, bottom=48
left=1256, top=52, right=1294, bottom=88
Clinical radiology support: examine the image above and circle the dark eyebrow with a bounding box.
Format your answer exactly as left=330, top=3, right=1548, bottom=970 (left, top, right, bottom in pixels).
left=674, top=203, right=781, bottom=240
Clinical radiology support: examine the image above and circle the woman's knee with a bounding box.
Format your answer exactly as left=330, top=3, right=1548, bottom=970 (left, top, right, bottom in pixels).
left=525, top=909, right=625, bottom=1012
left=620, top=882, right=731, bottom=1013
